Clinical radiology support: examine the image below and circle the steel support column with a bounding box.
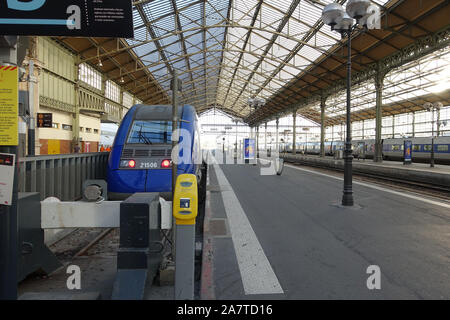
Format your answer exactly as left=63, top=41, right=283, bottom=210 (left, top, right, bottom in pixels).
left=264, top=122, right=267, bottom=154
left=72, top=57, right=81, bottom=154
left=256, top=125, right=260, bottom=158
left=275, top=118, right=279, bottom=154
left=320, top=95, right=326, bottom=158
left=171, top=73, right=179, bottom=194
left=374, top=66, right=385, bottom=163
left=292, top=111, right=297, bottom=154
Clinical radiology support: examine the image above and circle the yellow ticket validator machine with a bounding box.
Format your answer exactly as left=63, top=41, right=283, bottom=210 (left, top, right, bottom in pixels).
left=173, top=174, right=198, bottom=300
left=173, top=174, right=198, bottom=225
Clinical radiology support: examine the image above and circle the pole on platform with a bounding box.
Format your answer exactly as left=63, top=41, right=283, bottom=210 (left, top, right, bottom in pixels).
left=431, top=108, right=435, bottom=168
left=275, top=118, right=279, bottom=154
left=173, top=174, right=198, bottom=300
left=342, top=28, right=354, bottom=207
left=171, top=72, right=179, bottom=195
left=0, top=35, right=19, bottom=300
left=292, top=111, right=296, bottom=154
left=27, top=60, right=35, bottom=156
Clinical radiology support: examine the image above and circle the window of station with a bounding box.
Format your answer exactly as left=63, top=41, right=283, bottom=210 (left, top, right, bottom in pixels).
left=85, top=128, right=92, bottom=133
left=62, top=124, right=72, bottom=131
left=79, top=127, right=84, bottom=132
left=106, top=80, right=121, bottom=103
left=94, top=129, right=99, bottom=134
left=79, top=63, right=102, bottom=90
left=123, top=92, right=133, bottom=109
left=52, top=123, right=59, bottom=129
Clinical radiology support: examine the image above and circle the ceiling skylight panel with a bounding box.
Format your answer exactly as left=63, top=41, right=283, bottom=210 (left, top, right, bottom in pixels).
left=179, top=2, right=202, bottom=27
left=297, top=44, right=322, bottom=64
left=278, top=36, right=299, bottom=51
left=176, top=0, right=194, bottom=9
left=290, top=55, right=310, bottom=70
left=258, top=6, right=283, bottom=31
left=261, top=59, right=277, bottom=74
left=242, top=51, right=258, bottom=66
left=134, top=28, right=147, bottom=42
left=189, top=52, right=204, bottom=67
left=172, top=58, right=186, bottom=73
left=232, top=0, right=259, bottom=26
left=163, top=37, right=183, bottom=60
left=132, top=41, right=153, bottom=58
left=153, top=14, right=177, bottom=39
left=133, top=8, right=144, bottom=29
left=298, top=1, right=321, bottom=26
left=285, top=18, right=309, bottom=38
left=271, top=43, right=291, bottom=60
left=279, top=69, right=293, bottom=81
left=143, top=0, right=172, bottom=23
left=313, top=30, right=338, bottom=49
left=281, top=64, right=299, bottom=78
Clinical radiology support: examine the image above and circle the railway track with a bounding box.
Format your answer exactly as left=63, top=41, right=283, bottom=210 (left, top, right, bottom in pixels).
left=49, top=228, right=116, bottom=265
left=283, top=159, right=450, bottom=202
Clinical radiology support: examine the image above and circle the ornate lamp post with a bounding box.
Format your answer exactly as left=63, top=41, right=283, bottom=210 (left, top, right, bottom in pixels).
left=322, top=0, right=372, bottom=206
left=248, top=97, right=265, bottom=157
left=426, top=102, right=443, bottom=167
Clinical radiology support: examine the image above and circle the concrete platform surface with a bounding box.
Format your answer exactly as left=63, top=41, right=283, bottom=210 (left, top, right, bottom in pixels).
left=201, top=163, right=450, bottom=299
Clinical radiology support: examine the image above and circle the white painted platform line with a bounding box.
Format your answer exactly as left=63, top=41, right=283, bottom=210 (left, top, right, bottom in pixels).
left=213, top=164, right=284, bottom=295
left=285, top=163, right=450, bottom=210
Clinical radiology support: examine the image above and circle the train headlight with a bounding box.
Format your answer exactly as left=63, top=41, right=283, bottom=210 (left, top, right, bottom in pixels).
left=161, top=159, right=171, bottom=168
left=128, top=159, right=136, bottom=168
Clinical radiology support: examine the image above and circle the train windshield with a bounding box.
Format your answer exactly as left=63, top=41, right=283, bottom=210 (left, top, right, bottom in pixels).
left=127, top=120, right=173, bottom=144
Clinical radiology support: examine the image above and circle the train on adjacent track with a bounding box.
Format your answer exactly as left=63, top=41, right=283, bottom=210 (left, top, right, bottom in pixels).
left=280, top=137, right=450, bottom=164
left=107, top=104, right=203, bottom=200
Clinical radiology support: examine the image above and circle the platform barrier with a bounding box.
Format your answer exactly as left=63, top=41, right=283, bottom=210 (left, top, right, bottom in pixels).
left=18, top=152, right=109, bottom=201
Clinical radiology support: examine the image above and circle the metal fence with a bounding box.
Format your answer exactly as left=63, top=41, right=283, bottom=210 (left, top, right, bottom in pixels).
left=18, top=152, right=109, bottom=201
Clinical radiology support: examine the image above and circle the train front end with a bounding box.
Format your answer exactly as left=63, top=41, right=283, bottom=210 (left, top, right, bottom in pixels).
left=107, top=105, right=197, bottom=200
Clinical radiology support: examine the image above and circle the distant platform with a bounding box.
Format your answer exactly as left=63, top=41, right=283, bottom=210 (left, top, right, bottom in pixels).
left=280, top=154, right=450, bottom=189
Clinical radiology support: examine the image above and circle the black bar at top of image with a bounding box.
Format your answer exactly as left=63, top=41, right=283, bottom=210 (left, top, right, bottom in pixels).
left=0, top=0, right=133, bottom=38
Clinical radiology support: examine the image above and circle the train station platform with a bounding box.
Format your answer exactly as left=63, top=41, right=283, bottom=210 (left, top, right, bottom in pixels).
left=281, top=154, right=450, bottom=189
left=201, top=162, right=450, bottom=299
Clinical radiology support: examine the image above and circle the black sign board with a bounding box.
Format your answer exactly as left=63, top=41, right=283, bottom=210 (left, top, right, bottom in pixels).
left=37, top=113, right=52, bottom=128
left=0, top=0, right=133, bottom=38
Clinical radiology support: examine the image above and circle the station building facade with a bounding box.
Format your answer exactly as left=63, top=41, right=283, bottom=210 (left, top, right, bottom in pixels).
left=18, top=37, right=140, bottom=156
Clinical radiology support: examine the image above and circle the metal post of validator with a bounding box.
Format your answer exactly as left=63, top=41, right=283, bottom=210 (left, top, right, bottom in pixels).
left=173, top=174, right=198, bottom=300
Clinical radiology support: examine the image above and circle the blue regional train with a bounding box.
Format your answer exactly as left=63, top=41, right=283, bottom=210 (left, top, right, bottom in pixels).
left=107, top=104, right=202, bottom=200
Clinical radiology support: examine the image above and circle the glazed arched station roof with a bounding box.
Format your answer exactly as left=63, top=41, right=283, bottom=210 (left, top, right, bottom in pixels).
left=55, top=0, right=450, bottom=125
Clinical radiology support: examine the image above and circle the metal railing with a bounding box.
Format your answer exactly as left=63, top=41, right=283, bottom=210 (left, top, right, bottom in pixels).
left=18, top=152, right=109, bottom=201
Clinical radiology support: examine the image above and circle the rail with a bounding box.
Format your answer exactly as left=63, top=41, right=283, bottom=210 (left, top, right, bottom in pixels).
left=18, top=152, right=109, bottom=201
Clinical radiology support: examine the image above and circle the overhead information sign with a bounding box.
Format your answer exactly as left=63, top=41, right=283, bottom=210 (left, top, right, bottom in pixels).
left=0, top=0, right=133, bottom=38
left=0, top=65, right=18, bottom=146
left=37, top=113, right=52, bottom=128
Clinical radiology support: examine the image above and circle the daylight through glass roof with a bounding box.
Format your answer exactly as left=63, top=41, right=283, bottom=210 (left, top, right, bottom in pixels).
left=127, top=0, right=448, bottom=124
